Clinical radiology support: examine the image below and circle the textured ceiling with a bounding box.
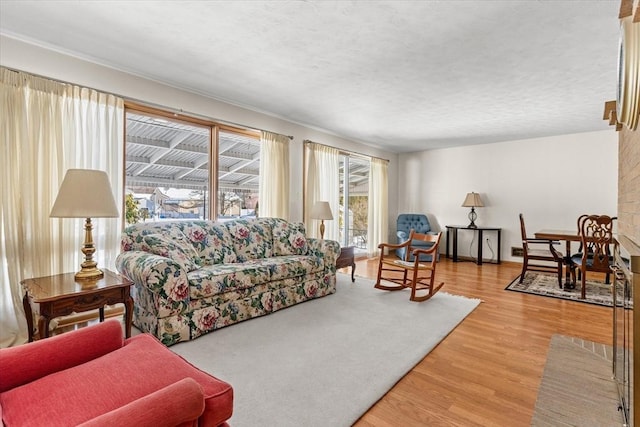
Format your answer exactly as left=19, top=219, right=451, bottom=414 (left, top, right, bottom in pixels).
left=0, top=1, right=621, bottom=153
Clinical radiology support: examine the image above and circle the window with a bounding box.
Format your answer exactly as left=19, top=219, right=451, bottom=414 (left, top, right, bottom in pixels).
left=217, top=130, right=260, bottom=221
left=124, top=107, right=260, bottom=223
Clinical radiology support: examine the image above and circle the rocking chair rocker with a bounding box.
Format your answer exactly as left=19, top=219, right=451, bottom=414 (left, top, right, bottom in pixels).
left=375, top=230, right=444, bottom=302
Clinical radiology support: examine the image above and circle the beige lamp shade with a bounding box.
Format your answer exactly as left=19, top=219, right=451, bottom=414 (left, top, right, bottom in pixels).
left=461, top=192, right=484, bottom=208
left=310, top=201, right=333, bottom=220
left=310, top=201, right=333, bottom=239
left=50, top=169, right=119, bottom=218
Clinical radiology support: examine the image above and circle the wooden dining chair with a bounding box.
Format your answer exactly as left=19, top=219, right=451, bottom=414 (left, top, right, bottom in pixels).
left=568, top=214, right=589, bottom=284
left=569, top=214, right=616, bottom=299
left=374, top=230, right=444, bottom=302
left=518, top=214, right=564, bottom=287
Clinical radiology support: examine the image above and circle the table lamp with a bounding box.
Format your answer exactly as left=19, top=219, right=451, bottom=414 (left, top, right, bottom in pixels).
left=461, top=192, right=483, bottom=228
left=310, top=201, right=333, bottom=239
left=50, top=169, right=119, bottom=280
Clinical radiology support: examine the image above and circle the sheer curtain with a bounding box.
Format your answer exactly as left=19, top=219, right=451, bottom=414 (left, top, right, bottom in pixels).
left=304, top=142, right=340, bottom=240
left=367, top=157, right=389, bottom=258
left=0, top=68, right=124, bottom=347
left=258, top=131, right=290, bottom=219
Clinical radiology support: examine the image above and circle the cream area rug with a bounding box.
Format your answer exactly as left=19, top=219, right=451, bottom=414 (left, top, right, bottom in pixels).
left=170, top=273, right=481, bottom=427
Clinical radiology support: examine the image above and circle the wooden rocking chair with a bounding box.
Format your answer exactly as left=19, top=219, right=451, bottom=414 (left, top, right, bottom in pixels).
left=374, top=230, right=444, bottom=302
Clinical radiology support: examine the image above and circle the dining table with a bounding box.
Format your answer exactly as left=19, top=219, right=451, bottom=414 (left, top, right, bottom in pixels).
left=534, top=229, right=581, bottom=288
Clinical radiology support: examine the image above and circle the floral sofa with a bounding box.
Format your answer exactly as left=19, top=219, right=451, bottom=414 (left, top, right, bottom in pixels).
left=116, top=217, right=340, bottom=346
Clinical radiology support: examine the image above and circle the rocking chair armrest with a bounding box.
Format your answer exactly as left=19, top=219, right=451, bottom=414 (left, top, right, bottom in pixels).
left=378, top=240, right=411, bottom=250
left=412, top=245, right=438, bottom=257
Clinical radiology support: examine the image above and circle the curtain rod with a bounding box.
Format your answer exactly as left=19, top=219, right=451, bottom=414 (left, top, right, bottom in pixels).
left=2, top=66, right=293, bottom=139
left=303, top=139, right=390, bottom=163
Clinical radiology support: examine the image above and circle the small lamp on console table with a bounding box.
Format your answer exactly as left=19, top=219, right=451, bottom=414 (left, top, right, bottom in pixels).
left=461, top=192, right=484, bottom=229
left=310, top=201, right=333, bottom=240
left=50, top=169, right=119, bottom=281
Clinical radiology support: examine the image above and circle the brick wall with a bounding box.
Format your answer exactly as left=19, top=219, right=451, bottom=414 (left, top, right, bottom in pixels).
left=618, top=125, right=640, bottom=244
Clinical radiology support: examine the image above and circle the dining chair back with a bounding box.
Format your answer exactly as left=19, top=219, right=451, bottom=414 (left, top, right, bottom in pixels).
left=570, top=214, right=616, bottom=299
left=518, top=214, right=564, bottom=287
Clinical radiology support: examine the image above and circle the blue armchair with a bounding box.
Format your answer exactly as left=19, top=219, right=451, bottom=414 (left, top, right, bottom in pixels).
left=396, top=214, right=437, bottom=261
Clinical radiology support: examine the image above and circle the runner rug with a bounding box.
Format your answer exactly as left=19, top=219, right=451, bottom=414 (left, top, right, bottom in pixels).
left=505, top=271, right=616, bottom=306
left=171, top=273, right=481, bottom=427
left=531, top=335, right=621, bottom=426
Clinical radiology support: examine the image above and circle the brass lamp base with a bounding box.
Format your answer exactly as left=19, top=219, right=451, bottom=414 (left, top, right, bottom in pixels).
left=319, top=220, right=326, bottom=240
left=75, top=266, right=104, bottom=281
left=75, top=217, right=104, bottom=281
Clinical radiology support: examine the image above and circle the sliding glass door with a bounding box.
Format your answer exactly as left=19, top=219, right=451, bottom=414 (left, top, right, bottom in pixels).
left=339, top=155, right=370, bottom=255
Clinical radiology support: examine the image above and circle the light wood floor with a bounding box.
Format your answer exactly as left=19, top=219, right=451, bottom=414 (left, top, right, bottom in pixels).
left=339, top=257, right=613, bottom=427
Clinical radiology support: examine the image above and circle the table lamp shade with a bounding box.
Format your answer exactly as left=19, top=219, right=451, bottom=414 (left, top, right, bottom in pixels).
left=50, top=169, right=119, bottom=218
left=310, top=201, right=333, bottom=239
left=461, top=192, right=484, bottom=208
left=310, top=201, right=333, bottom=220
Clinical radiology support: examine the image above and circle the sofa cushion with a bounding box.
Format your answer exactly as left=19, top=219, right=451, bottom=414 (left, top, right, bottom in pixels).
left=142, top=232, right=200, bottom=272
left=271, top=219, right=309, bottom=256
left=225, top=219, right=273, bottom=262
left=187, top=262, right=271, bottom=298
left=0, top=334, right=233, bottom=427
left=259, top=255, right=324, bottom=281
left=177, top=221, right=238, bottom=265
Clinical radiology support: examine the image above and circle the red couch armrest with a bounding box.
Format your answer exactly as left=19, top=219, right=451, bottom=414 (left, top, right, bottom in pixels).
left=76, top=378, right=205, bottom=427
left=0, top=320, right=124, bottom=392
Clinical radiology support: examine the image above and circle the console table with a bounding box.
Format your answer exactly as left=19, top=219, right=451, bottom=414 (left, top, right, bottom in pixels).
left=445, top=225, right=501, bottom=265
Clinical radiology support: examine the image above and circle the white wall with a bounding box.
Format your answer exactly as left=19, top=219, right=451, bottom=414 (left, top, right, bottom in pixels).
left=398, top=131, right=618, bottom=262
left=0, top=35, right=399, bottom=238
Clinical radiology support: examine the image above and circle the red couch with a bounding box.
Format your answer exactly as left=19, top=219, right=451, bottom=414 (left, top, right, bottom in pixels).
left=0, top=320, right=233, bottom=426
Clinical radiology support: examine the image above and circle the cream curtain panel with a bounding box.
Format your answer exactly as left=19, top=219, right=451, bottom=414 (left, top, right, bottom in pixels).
left=258, top=131, right=290, bottom=219
left=367, top=157, right=389, bottom=258
left=304, top=142, right=340, bottom=240
left=0, top=68, right=124, bottom=347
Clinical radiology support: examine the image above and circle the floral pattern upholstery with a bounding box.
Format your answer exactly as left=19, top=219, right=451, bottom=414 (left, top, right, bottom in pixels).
left=116, top=218, right=340, bottom=346
left=270, top=218, right=309, bottom=256
left=142, top=233, right=200, bottom=272
left=224, top=218, right=273, bottom=262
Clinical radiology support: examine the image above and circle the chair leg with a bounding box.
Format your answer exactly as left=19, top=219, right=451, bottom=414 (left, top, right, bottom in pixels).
left=409, top=266, right=445, bottom=302
left=519, top=258, right=528, bottom=283
left=580, top=267, right=587, bottom=299
left=375, top=257, right=384, bottom=287
left=556, top=262, right=562, bottom=288
left=410, top=267, right=420, bottom=301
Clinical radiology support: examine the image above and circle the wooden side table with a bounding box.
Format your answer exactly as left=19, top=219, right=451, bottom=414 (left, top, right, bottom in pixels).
left=21, top=269, right=133, bottom=341
left=336, top=246, right=356, bottom=282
